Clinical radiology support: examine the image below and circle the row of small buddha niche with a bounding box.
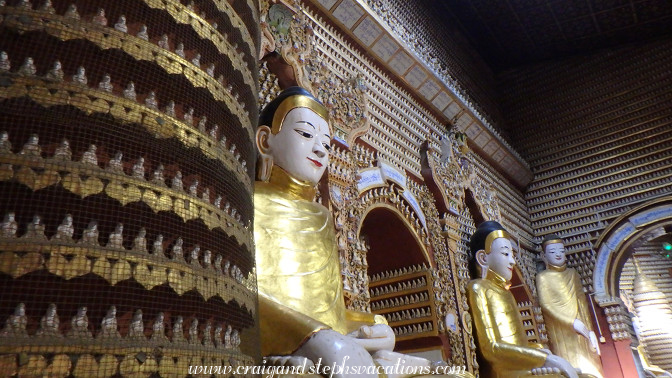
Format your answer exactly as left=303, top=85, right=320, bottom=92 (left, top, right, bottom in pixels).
left=0, top=303, right=241, bottom=349
left=370, top=292, right=430, bottom=311
left=253, top=87, right=451, bottom=377
left=0, top=131, right=246, bottom=227
left=2, top=0, right=245, bottom=92
left=0, top=53, right=248, bottom=174
left=0, top=213, right=244, bottom=281
left=467, top=221, right=603, bottom=378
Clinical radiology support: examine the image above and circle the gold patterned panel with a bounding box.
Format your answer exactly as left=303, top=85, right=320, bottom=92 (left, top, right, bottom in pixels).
left=0, top=154, right=252, bottom=248
left=0, top=242, right=256, bottom=313
left=143, top=0, right=254, bottom=76
left=0, top=6, right=255, bottom=132
left=0, top=75, right=252, bottom=193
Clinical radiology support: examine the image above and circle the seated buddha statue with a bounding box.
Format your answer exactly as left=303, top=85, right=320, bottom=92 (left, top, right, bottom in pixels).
left=467, top=221, right=579, bottom=378
left=255, top=87, right=458, bottom=378
left=536, top=234, right=603, bottom=378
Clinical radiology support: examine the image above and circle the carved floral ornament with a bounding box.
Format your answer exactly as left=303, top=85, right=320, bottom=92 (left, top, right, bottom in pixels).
left=259, top=0, right=371, bottom=145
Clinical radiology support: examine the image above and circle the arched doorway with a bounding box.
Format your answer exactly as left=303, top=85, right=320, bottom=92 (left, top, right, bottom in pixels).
left=359, top=205, right=439, bottom=355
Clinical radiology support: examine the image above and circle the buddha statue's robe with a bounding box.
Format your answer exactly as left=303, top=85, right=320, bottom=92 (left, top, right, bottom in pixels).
left=467, top=269, right=549, bottom=378
left=255, top=167, right=347, bottom=356
left=536, top=265, right=603, bottom=378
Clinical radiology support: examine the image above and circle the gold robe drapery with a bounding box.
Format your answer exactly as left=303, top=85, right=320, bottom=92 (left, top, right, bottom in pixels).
left=536, top=265, right=604, bottom=378
left=255, top=167, right=347, bottom=356
left=467, top=269, right=548, bottom=378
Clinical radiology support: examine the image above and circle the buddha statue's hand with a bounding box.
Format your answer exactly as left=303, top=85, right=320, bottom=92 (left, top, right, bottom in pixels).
left=347, top=324, right=395, bottom=352
left=294, top=329, right=379, bottom=378
left=372, top=350, right=431, bottom=378
left=543, top=355, right=578, bottom=378
left=572, top=319, right=590, bottom=340
left=588, top=331, right=601, bottom=355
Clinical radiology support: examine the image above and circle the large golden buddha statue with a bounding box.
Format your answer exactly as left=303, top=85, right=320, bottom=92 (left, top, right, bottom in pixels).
left=467, top=221, right=579, bottom=378
left=254, top=87, right=456, bottom=378
left=536, top=235, right=604, bottom=378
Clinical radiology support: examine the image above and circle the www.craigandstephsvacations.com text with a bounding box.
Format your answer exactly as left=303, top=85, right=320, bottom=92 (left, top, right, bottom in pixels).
left=188, top=357, right=467, bottom=377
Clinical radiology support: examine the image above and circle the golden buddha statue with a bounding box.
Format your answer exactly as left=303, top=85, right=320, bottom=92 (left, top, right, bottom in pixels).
left=467, top=221, right=579, bottom=378
left=536, top=235, right=604, bottom=378
left=254, top=87, right=465, bottom=378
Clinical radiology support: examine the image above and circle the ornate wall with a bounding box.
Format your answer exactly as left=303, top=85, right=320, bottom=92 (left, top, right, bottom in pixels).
left=0, top=0, right=259, bottom=375
left=258, top=1, right=539, bottom=375
left=500, top=37, right=672, bottom=378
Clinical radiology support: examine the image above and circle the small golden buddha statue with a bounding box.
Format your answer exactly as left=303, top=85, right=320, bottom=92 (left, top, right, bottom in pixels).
left=536, top=234, right=603, bottom=378
left=467, top=221, right=578, bottom=378
left=255, top=87, right=448, bottom=377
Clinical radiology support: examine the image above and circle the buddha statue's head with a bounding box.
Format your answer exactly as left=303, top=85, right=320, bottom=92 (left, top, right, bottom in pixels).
left=256, top=87, right=331, bottom=186
left=541, top=233, right=567, bottom=268
left=469, top=220, right=515, bottom=281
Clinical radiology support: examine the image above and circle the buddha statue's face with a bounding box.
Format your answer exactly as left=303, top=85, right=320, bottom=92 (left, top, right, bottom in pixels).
left=266, top=107, right=330, bottom=185
left=543, top=242, right=567, bottom=267
left=481, top=237, right=516, bottom=281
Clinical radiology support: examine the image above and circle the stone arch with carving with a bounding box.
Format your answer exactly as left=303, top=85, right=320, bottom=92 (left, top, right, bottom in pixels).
left=593, top=196, right=672, bottom=308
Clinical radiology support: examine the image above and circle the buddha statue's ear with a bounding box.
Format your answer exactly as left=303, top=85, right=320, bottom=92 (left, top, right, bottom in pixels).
left=476, top=249, right=488, bottom=279
left=256, top=125, right=273, bottom=182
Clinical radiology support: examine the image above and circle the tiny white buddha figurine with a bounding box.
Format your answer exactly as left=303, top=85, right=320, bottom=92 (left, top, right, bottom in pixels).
left=38, top=0, right=55, bottom=13
left=80, top=144, right=98, bottom=165
left=151, top=312, right=167, bottom=342
left=68, top=306, right=92, bottom=339
left=79, top=220, right=99, bottom=246
left=152, top=234, right=164, bottom=256
left=175, top=43, right=185, bottom=58
left=107, top=223, right=124, bottom=249
left=164, top=100, right=176, bottom=117
left=145, top=91, right=158, bottom=109
left=157, top=34, right=169, bottom=50
left=203, top=250, right=212, bottom=269
left=20, top=134, right=41, bottom=157
left=213, top=195, right=222, bottom=208
left=106, top=151, right=124, bottom=173
left=53, top=214, right=74, bottom=242
left=203, top=320, right=214, bottom=347
left=129, top=309, right=145, bottom=339
left=45, top=60, right=64, bottom=81
left=206, top=63, right=215, bottom=77
left=213, top=255, right=223, bottom=274
left=1, top=303, right=28, bottom=337
left=0, top=51, right=10, bottom=72
left=98, top=73, right=113, bottom=92
left=197, top=116, right=207, bottom=132
left=171, top=237, right=184, bottom=261
left=209, top=124, right=219, bottom=139
left=123, top=82, right=137, bottom=101
left=172, top=315, right=186, bottom=343
left=17, top=0, right=32, bottom=9
left=183, top=107, right=194, bottom=126
left=64, top=4, right=80, bottom=19
left=24, top=215, right=47, bottom=240
left=131, top=156, right=145, bottom=179
left=72, top=66, right=87, bottom=86
left=224, top=325, right=232, bottom=348
left=201, top=187, right=210, bottom=202
left=1, top=212, right=18, bottom=238
left=92, top=8, right=107, bottom=26
left=188, top=318, right=199, bottom=345
left=18, top=57, right=36, bottom=76
left=151, top=164, right=165, bottom=185
left=133, top=228, right=147, bottom=253
left=231, top=329, right=240, bottom=350
left=136, top=25, right=149, bottom=41
left=191, top=53, right=201, bottom=67
left=190, top=245, right=201, bottom=267
left=36, top=303, right=61, bottom=337
left=188, top=179, right=198, bottom=197
left=214, top=323, right=223, bottom=348
left=53, top=139, right=72, bottom=161
left=114, top=15, right=128, bottom=33
left=98, top=306, right=120, bottom=339
left=222, top=260, right=230, bottom=276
